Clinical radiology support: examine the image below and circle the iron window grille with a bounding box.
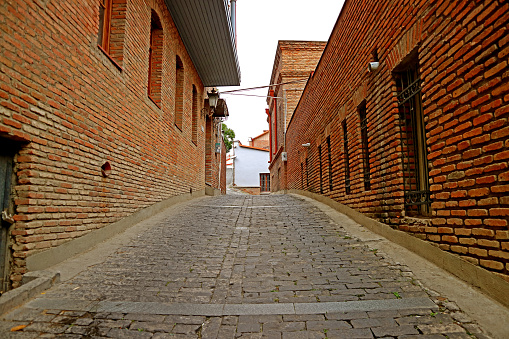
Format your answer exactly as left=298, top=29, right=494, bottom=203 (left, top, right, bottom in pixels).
left=343, top=120, right=350, bottom=194
left=318, top=145, right=323, bottom=194
left=359, top=101, right=370, bottom=190
left=395, top=64, right=431, bottom=216
left=327, top=136, right=333, bottom=192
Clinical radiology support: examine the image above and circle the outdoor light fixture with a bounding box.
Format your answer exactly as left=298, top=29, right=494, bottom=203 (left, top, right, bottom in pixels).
left=302, top=143, right=311, bottom=147
left=208, top=89, right=219, bottom=110
left=368, top=62, right=380, bottom=72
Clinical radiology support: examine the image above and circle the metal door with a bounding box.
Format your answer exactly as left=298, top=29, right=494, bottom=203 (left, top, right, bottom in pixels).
left=260, top=173, right=270, bottom=192
left=0, top=141, right=15, bottom=293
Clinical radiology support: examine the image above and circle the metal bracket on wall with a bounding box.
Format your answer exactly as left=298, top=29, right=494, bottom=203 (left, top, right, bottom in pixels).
left=1, top=211, right=14, bottom=224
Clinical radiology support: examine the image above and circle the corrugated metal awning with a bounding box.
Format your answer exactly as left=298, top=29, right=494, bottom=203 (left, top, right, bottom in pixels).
left=165, top=0, right=241, bottom=87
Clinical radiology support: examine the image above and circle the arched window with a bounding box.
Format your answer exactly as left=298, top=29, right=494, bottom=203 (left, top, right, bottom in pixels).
left=175, top=56, right=184, bottom=130
left=192, top=85, right=198, bottom=144
left=148, top=10, right=163, bottom=107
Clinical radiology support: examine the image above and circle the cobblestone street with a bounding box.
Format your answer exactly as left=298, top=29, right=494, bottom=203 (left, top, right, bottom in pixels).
left=1, top=195, right=493, bottom=338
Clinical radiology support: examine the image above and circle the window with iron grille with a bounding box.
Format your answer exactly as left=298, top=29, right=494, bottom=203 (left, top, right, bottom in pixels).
left=301, top=162, right=304, bottom=188
left=305, top=157, right=309, bottom=188
left=327, top=136, right=333, bottom=192
left=318, top=145, right=323, bottom=194
left=343, top=120, right=350, bottom=194
left=359, top=101, right=370, bottom=190
left=395, top=60, right=430, bottom=216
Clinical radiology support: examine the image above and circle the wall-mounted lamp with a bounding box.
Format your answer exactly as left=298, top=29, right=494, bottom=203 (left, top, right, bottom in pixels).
left=368, top=62, right=379, bottom=72
left=302, top=143, right=311, bottom=147
left=207, top=89, right=219, bottom=110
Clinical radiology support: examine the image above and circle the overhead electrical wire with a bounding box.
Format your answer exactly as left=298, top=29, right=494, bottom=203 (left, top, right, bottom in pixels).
left=219, top=79, right=308, bottom=94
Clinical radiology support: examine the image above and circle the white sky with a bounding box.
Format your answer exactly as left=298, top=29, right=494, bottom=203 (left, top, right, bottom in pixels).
left=219, top=0, right=345, bottom=144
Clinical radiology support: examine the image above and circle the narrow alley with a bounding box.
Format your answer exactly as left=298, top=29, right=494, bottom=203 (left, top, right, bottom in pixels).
left=1, top=195, right=501, bottom=338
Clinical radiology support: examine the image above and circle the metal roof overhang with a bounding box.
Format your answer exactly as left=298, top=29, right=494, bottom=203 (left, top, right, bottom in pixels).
left=165, top=0, right=241, bottom=87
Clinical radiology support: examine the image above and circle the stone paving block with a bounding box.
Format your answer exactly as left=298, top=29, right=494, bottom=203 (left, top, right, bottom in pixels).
left=5, top=333, right=40, bottom=339
left=262, top=321, right=305, bottom=332
left=326, top=328, right=374, bottom=338
left=371, top=324, right=420, bottom=337
left=417, top=323, right=469, bottom=335
left=222, top=315, right=238, bottom=326
left=237, top=320, right=262, bottom=333
left=172, top=323, right=202, bottom=334
left=201, top=317, right=222, bottom=339
left=217, top=324, right=236, bottom=338
left=23, top=321, right=69, bottom=334
left=124, top=314, right=166, bottom=322
left=107, top=328, right=154, bottom=338
left=259, top=332, right=282, bottom=339
left=351, top=316, right=397, bottom=328
left=282, top=330, right=325, bottom=339
left=399, top=335, right=447, bottom=339
left=152, top=333, right=193, bottom=339
left=325, top=311, right=368, bottom=320
left=282, top=314, right=325, bottom=322
left=306, top=320, right=351, bottom=331
left=130, top=321, right=175, bottom=332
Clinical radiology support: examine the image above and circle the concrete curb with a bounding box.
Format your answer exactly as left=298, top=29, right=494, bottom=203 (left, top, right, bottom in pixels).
left=287, top=189, right=509, bottom=309
left=0, top=270, right=60, bottom=316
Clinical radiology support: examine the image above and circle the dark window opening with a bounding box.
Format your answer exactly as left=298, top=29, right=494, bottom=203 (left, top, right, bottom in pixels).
left=305, top=157, right=309, bottom=188
left=175, top=56, right=184, bottom=130
left=327, top=136, right=333, bottom=192
left=318, top=145, right=323, bottom=194
left=192, top=85, right=198, bottom=144
left=395, top=60, right=430, bottom=216
left=148, top=11, right=163, bottom=107
left=359, top=101, right=370, bottom=190
left=301, top=162, right=304, bottom=189
left=343, top=120, right=350, bottom=194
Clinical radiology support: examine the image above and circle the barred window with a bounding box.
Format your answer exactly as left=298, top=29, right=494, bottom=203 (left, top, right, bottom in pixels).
left=343, top=120, right=350, bottom=194
left=359, top=101, right=370, bottom=190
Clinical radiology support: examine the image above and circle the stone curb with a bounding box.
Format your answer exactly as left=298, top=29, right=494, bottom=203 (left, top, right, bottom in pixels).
left=0, top=270, right=60, bottom=316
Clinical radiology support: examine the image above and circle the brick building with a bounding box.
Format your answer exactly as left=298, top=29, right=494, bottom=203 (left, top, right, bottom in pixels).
left=266, top=41, right=326, bottom=191
left=271, top=0, right=509, bottom=280
left=248, top=130, right=269, bottom=150
left=0, top=0, right=239, bottom=289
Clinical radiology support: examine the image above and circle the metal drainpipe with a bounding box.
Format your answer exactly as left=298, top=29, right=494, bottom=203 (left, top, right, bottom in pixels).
left=266, top=109, right=272, bottom=162
left=283, top=87, right=287, bottom=153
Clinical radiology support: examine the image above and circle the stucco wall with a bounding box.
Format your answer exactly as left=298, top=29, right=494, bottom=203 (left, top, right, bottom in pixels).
left=233, top=145, right=269, bottom=187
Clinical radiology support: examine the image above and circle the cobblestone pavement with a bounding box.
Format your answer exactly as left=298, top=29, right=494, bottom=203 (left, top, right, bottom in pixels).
left=1, top=195, right=491, bottom=338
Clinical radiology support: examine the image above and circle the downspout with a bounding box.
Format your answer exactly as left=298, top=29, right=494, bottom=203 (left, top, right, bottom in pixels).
left=266, top=109, right=272, bottom=163
left=270, top=89, right=277, bottom=157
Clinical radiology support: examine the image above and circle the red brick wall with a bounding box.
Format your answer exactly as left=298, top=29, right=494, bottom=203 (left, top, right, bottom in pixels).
left=267, top=41, right=326, bottom=191
left=205, top=115, right=224, bottom=191
left=0, top=0, right=211, bottom=286
left=282, top=0, right=509, bottom=280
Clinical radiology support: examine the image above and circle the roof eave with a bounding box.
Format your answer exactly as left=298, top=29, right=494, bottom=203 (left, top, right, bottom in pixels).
left=165, top=0, right=241, bottom=87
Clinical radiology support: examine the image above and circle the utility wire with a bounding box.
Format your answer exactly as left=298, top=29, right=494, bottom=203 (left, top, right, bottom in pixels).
left=221, top=93, right=283, bottom=99
left=220, top=79, right=308, bottom=93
